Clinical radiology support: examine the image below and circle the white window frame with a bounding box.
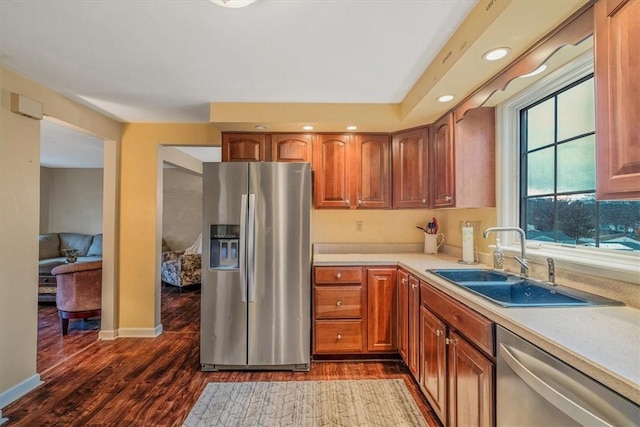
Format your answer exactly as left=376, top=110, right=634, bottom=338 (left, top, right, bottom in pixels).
left=496, top=51, right=639, bottom=284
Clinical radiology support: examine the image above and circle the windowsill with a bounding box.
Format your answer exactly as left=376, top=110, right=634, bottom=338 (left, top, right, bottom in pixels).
left=501, top=244, right=640, bottom=285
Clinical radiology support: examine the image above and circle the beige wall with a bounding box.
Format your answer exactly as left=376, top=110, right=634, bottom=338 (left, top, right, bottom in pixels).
left=42, top=167, right=104, bottom=234
left=312, top=207, right=496, bottom=254
left=162, top=167, right=202, bottom=251
left=0, top=66, right=121, bottom=405
left=39, top=167, right=50, bottom=233
left=119, top=124, right=220, bottom=331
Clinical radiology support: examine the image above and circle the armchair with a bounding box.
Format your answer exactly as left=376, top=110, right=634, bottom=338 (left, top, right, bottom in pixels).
left=51, top=260, right=102, bottom=335
left=161, top=250, right=201, bottom=290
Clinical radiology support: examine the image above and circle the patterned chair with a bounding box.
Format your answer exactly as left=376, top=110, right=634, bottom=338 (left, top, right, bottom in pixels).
left=161, top=250, right=201, bottom=290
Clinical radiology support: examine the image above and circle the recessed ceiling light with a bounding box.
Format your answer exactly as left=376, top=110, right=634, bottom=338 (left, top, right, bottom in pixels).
left=254, top=125, right=269, bottom=130
left=483, top=47, right=511, bottom=61
left=211, top=0, right=257, bottom=8
left=437, top=95, right=455, bottom=103
left=346, top=125, right=358, bottom=131
left=519, top=64, right=547, bottom=78
left=302, top=125, right=314, bottom=131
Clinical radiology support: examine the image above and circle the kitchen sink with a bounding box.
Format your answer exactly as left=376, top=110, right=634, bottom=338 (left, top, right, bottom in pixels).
left=428, top=269, right=623, bottom=308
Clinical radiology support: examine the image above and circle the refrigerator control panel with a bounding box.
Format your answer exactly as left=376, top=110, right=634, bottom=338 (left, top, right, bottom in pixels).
left=209, top=224, right=240, bottom=270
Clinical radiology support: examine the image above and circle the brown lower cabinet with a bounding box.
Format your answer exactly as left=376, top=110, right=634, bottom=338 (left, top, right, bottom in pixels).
left=419, top=279, right=495, bottom=427
left=313, top=265, right=397, bottom=355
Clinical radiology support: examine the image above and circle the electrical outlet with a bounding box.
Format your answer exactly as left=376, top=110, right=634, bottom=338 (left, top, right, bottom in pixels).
left=356, top=221, right=364, bottom=232
left=459, top=221, right=481, bottom=234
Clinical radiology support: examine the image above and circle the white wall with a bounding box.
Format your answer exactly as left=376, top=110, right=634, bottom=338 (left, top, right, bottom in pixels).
left=162, top=167, right=202, bottom=251
left=41, top=167, right=103, bottom=234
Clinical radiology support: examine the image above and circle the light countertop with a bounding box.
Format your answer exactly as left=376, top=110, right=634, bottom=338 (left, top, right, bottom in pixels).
left=313, top=252, right=640, bottom=405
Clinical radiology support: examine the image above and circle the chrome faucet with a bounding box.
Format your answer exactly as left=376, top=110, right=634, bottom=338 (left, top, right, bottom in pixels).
left=483, top=227, right=529, bottom=277
left=547, top=257, right=556, bottom=286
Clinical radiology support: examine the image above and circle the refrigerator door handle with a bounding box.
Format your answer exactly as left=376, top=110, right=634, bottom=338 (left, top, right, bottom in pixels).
left=239, top=194, right=248, bottom=303
left=247, top=193, right=257, bottom=302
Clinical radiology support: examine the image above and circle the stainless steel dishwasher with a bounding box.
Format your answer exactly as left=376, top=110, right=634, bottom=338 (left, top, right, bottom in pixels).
left=497, top=325, right=640, bottom=426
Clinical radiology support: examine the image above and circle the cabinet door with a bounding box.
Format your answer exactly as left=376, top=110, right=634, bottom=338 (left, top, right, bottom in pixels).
left=222, top=133, right=267, bottom=162
left=314, top=134, right=353, bottom=208
left=366, top=268, right=397, bottom=352
left=397, top=269, right=409, bottom=363
left=432, top=113, right=455, bottom=208
left=407, top=275, right=420, bottom=377
left=271, top=134, right=313, bottom=163
left=354, top=134, right=391, bottom=209
left=454, top=107, right=496, bottom=207
left=594, top=0, right=640, bottom=199
left=420, top=306, right=447, bottom=424
left=392, top=127, right=430, bottom=209
left=447, top=331, right=494, bottom=427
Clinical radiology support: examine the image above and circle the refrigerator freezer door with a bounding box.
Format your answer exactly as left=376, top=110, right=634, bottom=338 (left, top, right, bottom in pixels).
left=247, top=163, right=312, bottom=368
left=201, top=162, right=249, bottom=368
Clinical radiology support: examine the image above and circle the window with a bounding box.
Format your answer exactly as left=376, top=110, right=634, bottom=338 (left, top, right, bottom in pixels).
left=519, top=75, right=639, bottom=253
left=498, top=51, right=638, bottom=282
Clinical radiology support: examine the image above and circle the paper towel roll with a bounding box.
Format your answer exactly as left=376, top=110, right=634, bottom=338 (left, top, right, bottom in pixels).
left=462, top=224, right=474, bottom=263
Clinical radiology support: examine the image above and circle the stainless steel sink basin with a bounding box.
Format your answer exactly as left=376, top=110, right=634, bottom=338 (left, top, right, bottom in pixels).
left=428, top=269, right=623, bottom=308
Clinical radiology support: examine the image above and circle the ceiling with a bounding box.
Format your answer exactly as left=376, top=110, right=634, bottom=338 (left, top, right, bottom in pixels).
left=1, top=0, right=590, bottom=166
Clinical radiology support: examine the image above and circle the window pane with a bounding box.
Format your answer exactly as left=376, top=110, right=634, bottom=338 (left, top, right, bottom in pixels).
left=525, top=197, right=555, bottom=241
left=556, top=194, right=596, bottom=245
left=557, top=78, right=595, bottom=141
left=526, top=99, right=555, bottom=150
left=527, top=147, right=554, bottom=195
left=599, top=201, right=640, bottom=251
left=557, top=135, right=595, bottom=193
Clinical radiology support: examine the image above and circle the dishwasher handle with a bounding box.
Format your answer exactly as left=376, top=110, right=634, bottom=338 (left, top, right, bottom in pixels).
left=499, top=343, right=614, bottom=427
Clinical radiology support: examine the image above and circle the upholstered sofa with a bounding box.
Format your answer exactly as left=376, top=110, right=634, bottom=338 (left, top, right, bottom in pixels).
left=38, top=232, right=102, bottom=302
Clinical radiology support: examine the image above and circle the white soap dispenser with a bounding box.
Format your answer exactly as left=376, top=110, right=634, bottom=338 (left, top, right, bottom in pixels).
left=493, top=238, right=504, bottom=270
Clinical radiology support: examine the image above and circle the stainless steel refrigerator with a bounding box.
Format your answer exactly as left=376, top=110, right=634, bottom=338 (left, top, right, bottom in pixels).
left=200, top=162, right=311, bottom=371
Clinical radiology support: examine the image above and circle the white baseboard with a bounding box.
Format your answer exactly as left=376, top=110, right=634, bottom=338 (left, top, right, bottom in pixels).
left=0, top=374, right=42, bottom=410
left=117, top=324, right=162, bottom=338
left=98, top=329, right=118, bottom=340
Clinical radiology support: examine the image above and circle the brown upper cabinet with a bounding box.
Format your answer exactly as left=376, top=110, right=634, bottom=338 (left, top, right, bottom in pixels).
left=314, top=134, right=353, bottom=208
left=431, top=108, right=496, bottom=209
left=222, top=133, right=268, bottom=162
left=354, top=134, right=391, bottom=209
left=594, top=0, right=640, bottom=200
left=432, top=113, right=455, bottom=208
left=314, top=134, right=391, bottom=209
left=271, top=134, right=314, bottom=163
left=392, top=127, right=431, bottom=209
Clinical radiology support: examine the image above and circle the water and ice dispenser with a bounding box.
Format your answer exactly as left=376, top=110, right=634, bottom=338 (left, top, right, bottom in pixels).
left=209, top=224, right=240, bottom=270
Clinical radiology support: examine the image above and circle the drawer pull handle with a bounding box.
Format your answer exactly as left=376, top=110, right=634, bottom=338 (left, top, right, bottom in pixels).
left=337, top=334, right=342, bottom=340
left=336, top=273, right=342, bottom=279
left=336, top=300, right=342, bottom=306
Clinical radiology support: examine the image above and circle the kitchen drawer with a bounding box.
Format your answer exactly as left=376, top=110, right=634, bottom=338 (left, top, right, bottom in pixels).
left=314, top=320, right=364, bottom=353
left=421, top=282, right=495, bottom=357
left=314, top=267, right=362, bottom=284
left=315, top=285, right=363, bottom=319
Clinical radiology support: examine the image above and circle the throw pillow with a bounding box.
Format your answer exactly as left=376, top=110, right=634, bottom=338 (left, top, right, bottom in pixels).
left=59, top=233, right=94, bottom=257
left=185, top=233, right=202, bottom=255
left=39, top=233, right=60, bottom=259
left=87, top=234, right=103, bottom=257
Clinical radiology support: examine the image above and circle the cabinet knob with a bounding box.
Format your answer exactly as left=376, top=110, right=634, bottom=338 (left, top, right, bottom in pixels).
left=345, top=199, right=350, bottom=205
left=445, top=337, right=457, bottom=346
left=436, top=330, right=443, bottom=337
left=337, top=334, right=342, bottom=340
left=336, top=300, right=342, bottom=306
left=336, top=273, right=342, bottom=279
left=402, top=278, right=407, bottom=284
left=411, top=283, right=417, bottom=290
left=422, top=199, right=427, bottom=203
left=357, top=199, right=362, bottom=206
left=445, top=195, right=452, bottom=202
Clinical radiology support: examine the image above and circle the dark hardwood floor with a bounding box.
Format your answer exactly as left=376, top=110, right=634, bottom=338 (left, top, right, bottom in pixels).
left=5, top=284, right=441, bottom=426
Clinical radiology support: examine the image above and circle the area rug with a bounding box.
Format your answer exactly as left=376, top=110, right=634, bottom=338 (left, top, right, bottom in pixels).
left=183, top=379, right=428, bottom=427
